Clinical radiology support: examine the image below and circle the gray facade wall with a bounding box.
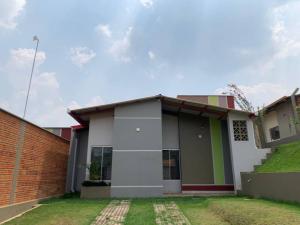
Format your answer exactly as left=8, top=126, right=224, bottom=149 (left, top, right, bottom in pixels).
left=66, top=129, right=89, bottom=192
left=111, top=100, right=163, bottom=197
left=221, top=120, right=234, bottom=184
left=86, top=111, right=114, bottom=179
left=179, top=113, right=214, bottom=185
left=74, top=129, right=89, bottom=191
left=162, top=113, right=181, bottom=193
left=162, top=113, right=179, bottom=149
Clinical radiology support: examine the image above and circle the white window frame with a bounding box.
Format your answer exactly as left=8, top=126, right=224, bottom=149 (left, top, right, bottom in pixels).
left=162, top=148, right=181, bottom=181
left=90, top=145, right=113, bottom=182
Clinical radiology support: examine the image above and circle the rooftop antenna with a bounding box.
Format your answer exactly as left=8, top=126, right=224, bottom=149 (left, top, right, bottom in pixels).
left=23, top=35, right=39, bottom=119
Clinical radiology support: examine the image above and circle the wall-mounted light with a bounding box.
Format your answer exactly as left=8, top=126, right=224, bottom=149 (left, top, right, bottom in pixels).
left=198, top=134, right=202, bottom=139
left=136, top=128, right=141, bottom=132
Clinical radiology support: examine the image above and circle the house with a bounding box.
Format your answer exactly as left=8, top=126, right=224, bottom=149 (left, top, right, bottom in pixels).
left=65, top=94, right=270, bottom=197
left=44, top=127, right=72, bottom=140
left=259, top=92, right=300, bottom=144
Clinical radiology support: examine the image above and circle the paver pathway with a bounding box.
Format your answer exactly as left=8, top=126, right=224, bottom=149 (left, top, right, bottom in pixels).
left=154, top=201, right=191, bottom=225
left=92, top=200, right=130, bottom=225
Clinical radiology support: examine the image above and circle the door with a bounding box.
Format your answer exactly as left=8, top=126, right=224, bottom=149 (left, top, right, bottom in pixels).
left=179, top=113, right=214, bottom=185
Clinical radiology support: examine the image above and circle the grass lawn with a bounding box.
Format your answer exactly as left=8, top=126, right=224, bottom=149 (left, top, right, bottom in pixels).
left=256, top=140, right=300, bottom=172
left=124, top=199, right=156, bottom=225
left=5, top=196, right=300, bottom=225
left=5, top=195, right=110, bottom=225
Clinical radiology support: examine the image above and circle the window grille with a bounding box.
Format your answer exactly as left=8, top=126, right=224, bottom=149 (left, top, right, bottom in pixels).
left=233, top=120, right=248, bottom=141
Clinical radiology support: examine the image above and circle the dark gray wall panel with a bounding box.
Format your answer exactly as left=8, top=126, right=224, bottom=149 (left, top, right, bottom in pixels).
left=112, top=100, right=163, bottom=197
left=113, top=119, right=162, bottom=150
left=115, top=99, right=161, bottom=117
left=111, top=151, right=163, bottom=186
left=74, top=129, right=89, bottom=191
left=221, top=120, right=234, bottom=184
left=111, top=187, right=163, bottom=198
left=179, top=113, right=214, bottom=184
left=162, top=113, right=179, bottom=149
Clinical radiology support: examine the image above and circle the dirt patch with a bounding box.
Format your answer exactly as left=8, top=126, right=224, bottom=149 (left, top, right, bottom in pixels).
left=154, top=201, right=191, bottom=225
left=209, top=198, right=300, bottom=225
left=92, top=200, right=130, bottom=225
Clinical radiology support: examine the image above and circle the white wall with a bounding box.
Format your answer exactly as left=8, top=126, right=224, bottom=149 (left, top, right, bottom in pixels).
left=86, top=111, right=114, bottom=179
left=263, top=111, right=279, bottom=142
left=227, top=111, right=270, bottom=191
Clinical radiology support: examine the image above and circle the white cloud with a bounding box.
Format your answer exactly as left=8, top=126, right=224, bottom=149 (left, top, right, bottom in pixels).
left=68, top=100, right=81, bottom=110
left=95, top=24, right=112, bottom=38
left=215, top=83, right=292, bottom=109
left=9, top=48, right=46, bottom=67
left=140, top=0, right=153, bottom=8
left=108, top=27, right=133, bottom=63
left=67, top=96, right=104, bottom=110
left=70, top=47, right=96, bottom=67
left=148, top=51, right=155, bottom=60
left=1, top=48, right=78, bottom=126
left=86, top=96, right=104, bottom=107
left=271, top=2, right=300, bottom=60
left=0, top=0, right=26, bottom=29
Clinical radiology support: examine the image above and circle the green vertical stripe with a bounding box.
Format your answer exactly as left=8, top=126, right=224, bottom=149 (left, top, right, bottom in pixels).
left=208, top=96, right=219, bottom=106
left=210, top=118, right=225, bottom=184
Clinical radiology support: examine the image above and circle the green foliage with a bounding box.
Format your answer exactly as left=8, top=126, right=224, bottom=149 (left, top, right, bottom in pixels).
left=256, top=140, right=300, bottom=172
left=89, top=161, right=101, bottom=180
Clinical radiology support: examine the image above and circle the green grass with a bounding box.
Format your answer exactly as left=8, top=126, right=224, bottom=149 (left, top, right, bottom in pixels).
left=124, top=199, right=156, bottom=225
left=5, top=196, right=300, bottom=225
left=256, top=140, right=300, bottom=172
left=5, top=196, right=109, bottom=225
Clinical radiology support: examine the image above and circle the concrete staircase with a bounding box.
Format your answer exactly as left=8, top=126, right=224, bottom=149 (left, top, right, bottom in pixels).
left=252, top=147, right=277, bottom=172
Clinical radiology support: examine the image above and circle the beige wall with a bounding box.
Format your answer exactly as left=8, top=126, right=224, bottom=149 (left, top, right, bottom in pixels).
left=263, top=111, right=279, bottom=142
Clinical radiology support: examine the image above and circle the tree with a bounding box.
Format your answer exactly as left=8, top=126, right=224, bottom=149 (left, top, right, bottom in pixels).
left=222, top=84, right=254, bottom=112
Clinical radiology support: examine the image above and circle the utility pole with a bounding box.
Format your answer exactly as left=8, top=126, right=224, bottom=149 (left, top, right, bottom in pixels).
left=23, top=36, right=39, bottom=119
left=291, top=88, right=299, bottom=134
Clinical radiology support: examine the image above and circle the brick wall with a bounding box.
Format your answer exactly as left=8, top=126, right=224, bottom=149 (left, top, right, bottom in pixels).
left=0, top=109, right=69, bottom=206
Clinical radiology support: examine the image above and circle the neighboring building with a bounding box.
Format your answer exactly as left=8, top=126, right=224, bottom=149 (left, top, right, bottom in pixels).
left=260, top=94, right=300, bottom=143
left=66, top=94, right=270, bottom=197
left=0, top=108, right=69, bottom=223
left=44, top=127, right=72, bottom=141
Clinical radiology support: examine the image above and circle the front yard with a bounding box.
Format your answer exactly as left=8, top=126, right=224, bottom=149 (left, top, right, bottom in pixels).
left=5, top=196, right=300, bottom=225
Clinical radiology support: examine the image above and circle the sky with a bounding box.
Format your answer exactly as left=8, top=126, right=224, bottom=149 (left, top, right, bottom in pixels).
left=0, top=0, right=300, bottom=126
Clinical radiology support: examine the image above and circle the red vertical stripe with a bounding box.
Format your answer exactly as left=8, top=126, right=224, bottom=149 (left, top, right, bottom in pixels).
left=227, top=96, right=235, bottom=109
left=61, top=128, right=71, bottom=140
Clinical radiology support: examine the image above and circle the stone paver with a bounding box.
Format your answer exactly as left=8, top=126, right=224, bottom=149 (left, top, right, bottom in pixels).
left=92, top=200, right=130, bottom=225
left=154, top=201, right=191, bottom=225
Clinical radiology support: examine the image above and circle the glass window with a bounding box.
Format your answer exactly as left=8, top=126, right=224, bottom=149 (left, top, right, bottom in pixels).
left=163, top=150, right=180, bottom=180
left=233, top=120, right=248, bottom=141
left=90, top=146, right=112, bottom=180
left=269, top=126, right=280, bottom=140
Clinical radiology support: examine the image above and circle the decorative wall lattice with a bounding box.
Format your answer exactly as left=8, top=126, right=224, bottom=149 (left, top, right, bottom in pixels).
left=233, top=120, right=248, bottom=141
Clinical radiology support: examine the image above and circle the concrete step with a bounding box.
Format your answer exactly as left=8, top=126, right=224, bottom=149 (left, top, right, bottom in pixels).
left=266, top=152, right=273, bottom=159
left=253, top=165, right=260, bottom=171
